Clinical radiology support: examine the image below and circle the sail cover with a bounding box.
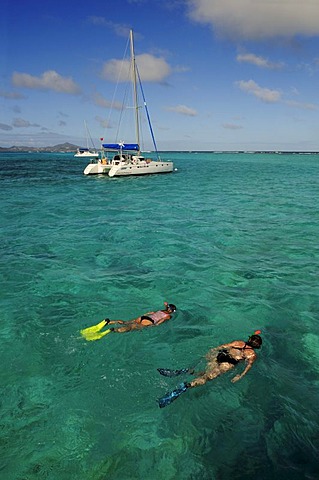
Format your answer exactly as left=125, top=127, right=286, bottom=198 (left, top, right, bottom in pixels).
left=102, top=143, right=139, bottom=151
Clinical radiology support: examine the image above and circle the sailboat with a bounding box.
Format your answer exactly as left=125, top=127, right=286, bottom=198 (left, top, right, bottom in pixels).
left=83, top=30, right=173, bottom=176
left=74, top=121, right=99, bottom=158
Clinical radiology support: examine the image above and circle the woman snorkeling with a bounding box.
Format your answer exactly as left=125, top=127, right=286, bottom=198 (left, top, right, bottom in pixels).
left=158, top=332, right=262, bottom=408
left=81, top=302, right=177, bottom=340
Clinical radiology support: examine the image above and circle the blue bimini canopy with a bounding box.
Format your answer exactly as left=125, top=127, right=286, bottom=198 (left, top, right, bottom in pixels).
left=102, top=143, right=139, bottom=151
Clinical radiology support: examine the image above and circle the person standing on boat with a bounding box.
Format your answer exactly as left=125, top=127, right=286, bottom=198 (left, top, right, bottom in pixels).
left=80, top=302, right=177, bottom=340
left=157, top=333, right=262, bottom=407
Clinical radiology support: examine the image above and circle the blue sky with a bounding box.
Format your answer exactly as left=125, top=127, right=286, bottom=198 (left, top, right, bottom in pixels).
left=1, top=0, right=319, bottom=151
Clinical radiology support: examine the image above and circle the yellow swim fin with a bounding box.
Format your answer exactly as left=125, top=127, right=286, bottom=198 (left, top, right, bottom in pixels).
left=80, top=319, right=112, bottom=341
left=81, top=328, right=112, bottom=341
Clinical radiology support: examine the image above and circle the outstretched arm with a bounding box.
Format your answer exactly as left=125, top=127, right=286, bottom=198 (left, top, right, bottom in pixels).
left=144, top=302, right=169, bottom=316
left=231, top=357, right=255, bottom=383
left=154, top=314, right=171, bottom=326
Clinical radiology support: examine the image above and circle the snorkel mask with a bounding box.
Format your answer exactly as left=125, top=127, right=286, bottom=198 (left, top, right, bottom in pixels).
left=168, top=304, right=177, bottom=313
left=247, top=330, right=262, bottom=349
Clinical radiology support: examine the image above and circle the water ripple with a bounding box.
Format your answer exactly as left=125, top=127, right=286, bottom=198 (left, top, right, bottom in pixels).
left=1, top=152, right=319, bottom=479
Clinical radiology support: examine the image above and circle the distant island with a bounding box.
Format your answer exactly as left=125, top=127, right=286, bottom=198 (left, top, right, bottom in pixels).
left=0, top=142, right=80, bottom=152
left=0, top=144, right=318, bottom=154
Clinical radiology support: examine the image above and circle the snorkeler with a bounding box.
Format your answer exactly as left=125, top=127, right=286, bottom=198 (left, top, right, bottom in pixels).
left=80, top=302, right=177, bottom=341
left=158, top=332, right=262, bottom=408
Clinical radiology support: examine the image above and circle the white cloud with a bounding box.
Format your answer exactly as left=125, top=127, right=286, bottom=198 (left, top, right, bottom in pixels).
left=0, top=123, right=13, bottom=131
left=88, top=16, right=109, bottom=26
left=167, top=104, right=198, bottom=116
left=236, top=80, right=281, bottom=103
left=0, top=90, right=26, bottom=99
left=285, top=100, right=317, bottom=110
left=12, top=118, right=40, bottom=128
left=222, top=123, right=243, bottom=130
left=187, top=0, right=319, bottom=40
left=88, top=17, right=131, bottom=37
left=237, top=53, right=283, bottom=69
left=12, top=70, right=81, bottom=94
left=174, top=65, right=191, bottom=73
left=296, top=60, right=319, bottom=75
left=237, top=80, right=317, bottom=108
left=95, top=115, right=111, bottom=129
left=92, top=92, right=122, bottom=110
left=102, top=54, right=172, bottom=82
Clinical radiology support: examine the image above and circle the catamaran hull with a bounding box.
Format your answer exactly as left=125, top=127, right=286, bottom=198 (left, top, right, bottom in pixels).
left=83, top=162, right=112, bottom=175
left=84, top=161, right=173, bottom=176
left=109, top=162, right=173, bottom=176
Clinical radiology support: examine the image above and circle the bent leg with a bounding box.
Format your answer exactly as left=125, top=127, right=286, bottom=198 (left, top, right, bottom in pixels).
left=189, top=363, right=234, bottom=388
left=189, top=373, right=213, bottom=388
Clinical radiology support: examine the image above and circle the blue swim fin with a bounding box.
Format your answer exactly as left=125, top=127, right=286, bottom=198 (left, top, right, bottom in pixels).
left=158, top=382, right=189, bottom=408
left=157, top=368, right=190, bottom=377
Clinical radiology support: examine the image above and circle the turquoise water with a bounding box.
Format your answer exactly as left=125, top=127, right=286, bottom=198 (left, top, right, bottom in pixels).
left=1, top=151, right=318, bottom=479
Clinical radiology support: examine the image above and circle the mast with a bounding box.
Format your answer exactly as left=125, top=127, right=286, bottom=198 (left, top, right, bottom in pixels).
left=130, top=30, right=140, bottom=154
left=84, top=120, right=89, bottom=149
left=84, top=120, right=96, bottom=150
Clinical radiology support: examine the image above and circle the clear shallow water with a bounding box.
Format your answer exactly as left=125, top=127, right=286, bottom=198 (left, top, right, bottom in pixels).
left=1, top=151, right=319, bottom=479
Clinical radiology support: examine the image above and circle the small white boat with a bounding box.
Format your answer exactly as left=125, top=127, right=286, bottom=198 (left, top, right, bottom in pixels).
left=84, top=30, right=173, bottom=177
left=74, top=148, right=99, bottom=158
left=75, top=121, right=99, bottom=158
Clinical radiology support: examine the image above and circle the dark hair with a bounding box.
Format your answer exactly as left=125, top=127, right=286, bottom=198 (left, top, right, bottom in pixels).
left=168, top=304, right=177, bottom=313
left=247, top=334, right=262, bottom=349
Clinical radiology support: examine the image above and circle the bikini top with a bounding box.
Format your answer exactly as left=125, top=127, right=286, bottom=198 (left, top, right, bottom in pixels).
left=149, top=310, right=169, bottom=324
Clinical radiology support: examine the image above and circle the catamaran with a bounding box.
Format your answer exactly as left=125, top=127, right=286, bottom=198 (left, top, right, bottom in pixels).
left=83, top=30, right=173, bottom=176
left=74, top=121, right=99, bottom=158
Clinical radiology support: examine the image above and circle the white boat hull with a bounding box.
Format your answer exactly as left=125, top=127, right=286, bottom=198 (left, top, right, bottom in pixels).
left=109, top=161, right=173, bottom=176
left=74, top=151, right=99, bottom=158
left=83, top=161, right=112, bottom=175
left=84, top=160, right=173, bottom=176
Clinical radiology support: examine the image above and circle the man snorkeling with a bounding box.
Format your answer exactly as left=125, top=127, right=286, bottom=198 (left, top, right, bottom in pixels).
left=81, top=302, right=177, bottom=341
left=158, top=332, right=262, bottom=408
